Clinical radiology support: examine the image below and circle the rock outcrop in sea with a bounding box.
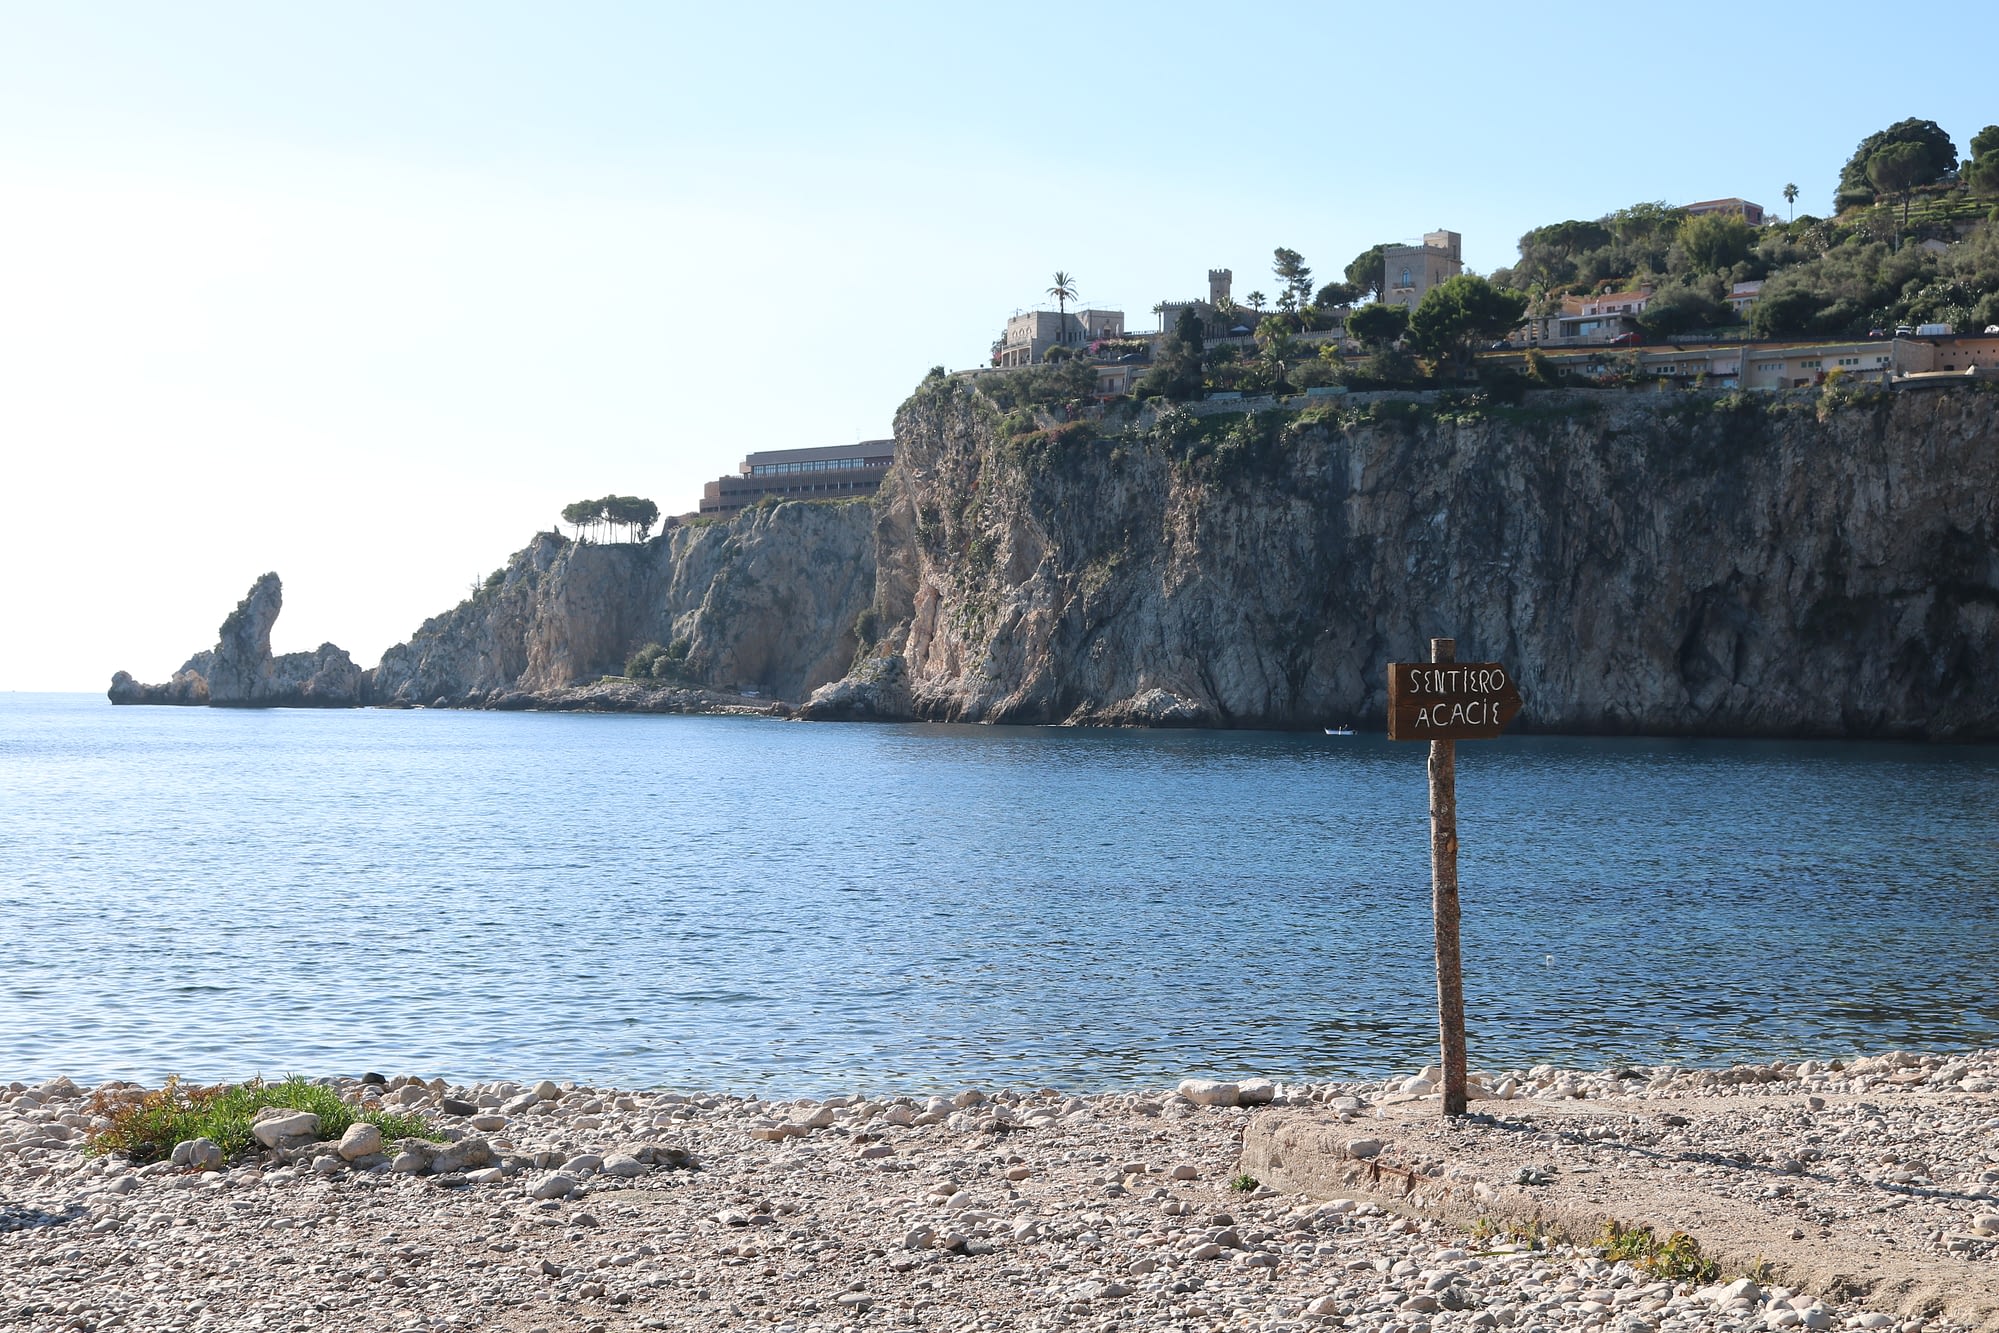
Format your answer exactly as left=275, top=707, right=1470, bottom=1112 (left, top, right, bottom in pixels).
left=108, top=573, right=363, bottom=707
left=110, top=500, right=877, bottom=711
left=112, top=381, right=1999, bottom=737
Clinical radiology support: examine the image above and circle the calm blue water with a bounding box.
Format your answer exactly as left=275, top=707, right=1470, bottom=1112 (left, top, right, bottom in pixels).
left=1, top=694, right=1995, bottom=1094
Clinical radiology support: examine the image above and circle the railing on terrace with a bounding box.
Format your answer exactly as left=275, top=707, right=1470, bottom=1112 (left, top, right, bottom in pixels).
left=1007, top=303, right=1135, bottom=316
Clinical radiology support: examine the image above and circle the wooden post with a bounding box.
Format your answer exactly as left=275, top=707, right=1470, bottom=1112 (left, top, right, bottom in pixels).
left=1428, top=636, right=1469, bottom=1117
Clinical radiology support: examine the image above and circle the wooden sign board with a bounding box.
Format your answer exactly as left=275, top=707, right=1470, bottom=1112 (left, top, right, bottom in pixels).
left=1387, top=661, right=1522, bottom=741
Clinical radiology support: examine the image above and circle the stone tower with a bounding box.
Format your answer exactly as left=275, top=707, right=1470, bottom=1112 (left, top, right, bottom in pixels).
left=1208, top=269, right=1232, bottom=306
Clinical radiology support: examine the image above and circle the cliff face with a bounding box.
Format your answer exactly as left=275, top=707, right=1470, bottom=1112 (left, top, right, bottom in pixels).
left=806, top=380, right=1999, bottom=738
left=109, top=573, right=364, bottom=706
left=112, top=382, right=1999, bottom=737
left=368, top=499, right=876, bottom=705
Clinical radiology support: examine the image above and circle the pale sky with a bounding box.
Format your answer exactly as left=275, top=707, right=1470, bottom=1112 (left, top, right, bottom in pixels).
left=4, top=2, right=1992, bottom=690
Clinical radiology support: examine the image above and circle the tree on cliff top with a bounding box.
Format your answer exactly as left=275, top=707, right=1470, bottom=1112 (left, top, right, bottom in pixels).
left=1345, top=244, right=1389, bottom=302
left=1676, top=211, right=1754, bottom=273
left=1345, top=301, right=1407, bottom=349
left=562, top=496, right=659, bottom=543
left=1272, top=247, right=1313, bottom=314
left=603, top=495, right=660, bottom=542
left=1408, top=274, right=1528, bottom=379
left=1836, top=118, right=1957, bottom=211
left=1137, top=306, right=1205, bottom=402
left=1970, top=126, right=1999, bottom=196
left=1046, top=271, right=1078, bottom=353
left=1866, top=141, right=1933, bottom=249
left=561, top=499, right=602, bottom=541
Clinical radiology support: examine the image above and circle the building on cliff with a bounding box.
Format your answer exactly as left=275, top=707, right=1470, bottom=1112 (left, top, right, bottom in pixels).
left=1154, top=269, right=1254, bottom=340
left=1891, top=331, right=1999, bottom=378
left=994, top=307, right=1128, bottom=367
left=1529, top=286, right=1656, bottom=346
left=698, top=440, right=896, bottom=516
left=1381, top=231, right=1464, bottom=311
left=1681, top=196, right=1767, bottom=226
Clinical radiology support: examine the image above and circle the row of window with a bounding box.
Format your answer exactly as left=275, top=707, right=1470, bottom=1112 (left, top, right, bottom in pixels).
left=749, top=457, right=880, bottom=476
left=1750, top=355, right=1890, bottom=372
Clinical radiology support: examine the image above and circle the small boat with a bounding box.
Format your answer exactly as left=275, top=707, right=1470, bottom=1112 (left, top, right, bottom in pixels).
left=1324, top=725, right=1354, bottom=736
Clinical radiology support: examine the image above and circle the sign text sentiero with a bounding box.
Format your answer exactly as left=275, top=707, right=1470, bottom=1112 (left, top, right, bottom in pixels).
left=1386, top=661, right=1523, bottom=741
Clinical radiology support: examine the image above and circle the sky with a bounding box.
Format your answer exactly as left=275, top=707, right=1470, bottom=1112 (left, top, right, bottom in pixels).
left=4, top=2, right=1994, bottom=690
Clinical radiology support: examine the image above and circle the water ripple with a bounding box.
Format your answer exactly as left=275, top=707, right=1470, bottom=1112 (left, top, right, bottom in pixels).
left=1, top=696, right=1995, bottom=1095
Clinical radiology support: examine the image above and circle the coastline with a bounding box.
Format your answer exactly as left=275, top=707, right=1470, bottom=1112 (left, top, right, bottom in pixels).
left=6, top=1051, right=1996, bottom=1332
left=95, top=682, right=1999, bottom=741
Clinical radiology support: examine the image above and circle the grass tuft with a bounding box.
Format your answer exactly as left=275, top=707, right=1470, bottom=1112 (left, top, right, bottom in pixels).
left=1468, top=1214, right=1551, bottom=1251
left=1597, top=1219, right=1719, bottom=1281
left=1227, top=1172, right=1259, bottom=1193
left=84, top=1075, right=432, bottom=1165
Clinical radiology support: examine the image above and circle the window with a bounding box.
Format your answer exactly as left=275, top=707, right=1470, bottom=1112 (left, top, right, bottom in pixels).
left=1399, top=267, right=1412, bottom=288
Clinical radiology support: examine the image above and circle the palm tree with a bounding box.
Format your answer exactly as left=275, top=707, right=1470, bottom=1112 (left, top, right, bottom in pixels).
left=1783, top=182, right=1799, bottom=223
left=1246, top=290, right=1267, bottom=314
left=1258, top=325, right=1297, bottom=392
left=1213, top=295, right=1240, bottom=337
left=1047, top=271, right=1078, bottom=352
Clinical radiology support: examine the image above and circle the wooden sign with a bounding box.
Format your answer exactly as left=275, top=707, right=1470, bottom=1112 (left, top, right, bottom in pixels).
left=1387, top=661, right=1522, bottom=741
left=1386, top=640, right=1522, bottom=1118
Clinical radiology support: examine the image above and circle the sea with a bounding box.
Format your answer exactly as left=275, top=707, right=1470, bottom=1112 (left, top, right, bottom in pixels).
left=2, top=693, right=1995, bottom=1096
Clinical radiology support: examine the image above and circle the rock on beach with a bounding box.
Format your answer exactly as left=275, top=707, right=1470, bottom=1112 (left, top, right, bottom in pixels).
left=0, top=1056, right=1995, bottom=1332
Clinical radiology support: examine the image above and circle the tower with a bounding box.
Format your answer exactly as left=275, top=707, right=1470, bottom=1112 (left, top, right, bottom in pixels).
left=1208, top=269, right=1232, bottom=306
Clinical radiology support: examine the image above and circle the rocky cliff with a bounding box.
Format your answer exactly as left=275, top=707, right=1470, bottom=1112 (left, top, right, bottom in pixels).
left=369, top=498, right=875, bottom=706
left=109, top=573, right=364, bottom=706
left=111, top=499, right=877, bottom=709
left=803, top=378, right=1999, bottom=738
left=113, top=381, right=1999, bottom=737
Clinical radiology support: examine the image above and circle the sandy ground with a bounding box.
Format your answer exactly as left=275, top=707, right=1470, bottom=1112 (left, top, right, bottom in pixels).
left=2, top=1052, right=1996, bottom=1333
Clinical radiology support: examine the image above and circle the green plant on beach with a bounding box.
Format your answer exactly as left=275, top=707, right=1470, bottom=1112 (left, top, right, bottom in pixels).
left=1467, top=1214, right=1552, bottom=1252
left=1227, top=1173, right=1259, bottom=1193
left=85, top=1075, right=431, bottom=1165
left=1596, top=1220, right=1719, bottom=1281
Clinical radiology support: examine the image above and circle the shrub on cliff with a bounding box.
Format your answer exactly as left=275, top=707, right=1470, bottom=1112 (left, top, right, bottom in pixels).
left=976, top=358, right=1097, bottom=411
left=1288, top=357, right=1342, bottom=390
left=625, top=639, right=691, bottom=681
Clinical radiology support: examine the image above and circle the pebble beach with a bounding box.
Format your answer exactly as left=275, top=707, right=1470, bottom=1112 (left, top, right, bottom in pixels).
left=4, top=1051, right=1997, bottom=1333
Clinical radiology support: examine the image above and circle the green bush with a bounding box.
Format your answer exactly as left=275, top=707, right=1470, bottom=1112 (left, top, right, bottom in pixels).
left=1289, top=357, right=1342, bottom=389
left=626, top=643, right=668, bottom=678
left=976, top=358, right=1099, bottom=411
left=1597, top=1220, right=1718, bottom=1281
left=627, top=639, right=691, bottom=680
left=86, top=1075, right=431, bottom=1165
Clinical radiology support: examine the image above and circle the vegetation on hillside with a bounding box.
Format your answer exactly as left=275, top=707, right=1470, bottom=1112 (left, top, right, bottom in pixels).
left=625, top=638, right=692, bottom=681
left=1492, top=116, right=1999, bottom=339
left=960, top=114, right=1999, bottom=412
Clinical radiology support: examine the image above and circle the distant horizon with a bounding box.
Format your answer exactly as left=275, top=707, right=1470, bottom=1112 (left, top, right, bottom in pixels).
left=4, top=3, right=1992, bottom=689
